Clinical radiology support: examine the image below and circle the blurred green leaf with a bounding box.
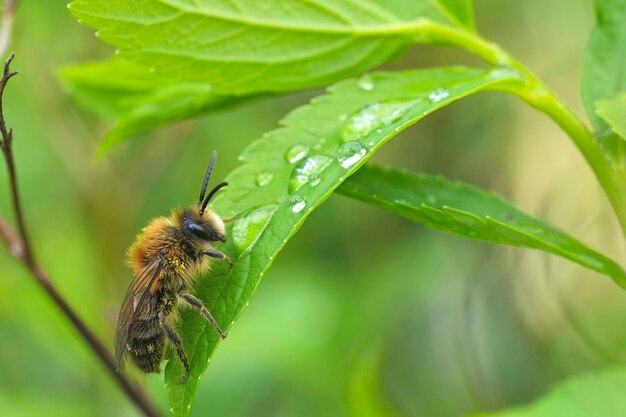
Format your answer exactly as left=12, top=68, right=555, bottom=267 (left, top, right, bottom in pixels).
left=437, top=0, right=475, bottom=30
left=68, top=0, right=473, bottom=95
left=338, top=164, right=626, bottom=287
left=0, top=393, right=95, bottom=417
left=596, top=92, right=626, bottom=141
left=347, top=342, right=398, bottom=417
left=477, top=367, right=626, bottom=417
left=163, top=66, right=523, bottom=417
left=60, top=58, right=238, bottom=154
left=581, top=0, right=626, bottom=135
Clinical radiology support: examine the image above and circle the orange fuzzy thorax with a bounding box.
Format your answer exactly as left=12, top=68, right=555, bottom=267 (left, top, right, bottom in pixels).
left=128, top=206, right=224, bottom=287
left=128, top=216, right=177, bottom=274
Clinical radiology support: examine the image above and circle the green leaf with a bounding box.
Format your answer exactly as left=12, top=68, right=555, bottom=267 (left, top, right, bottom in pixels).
left=436, top=0, right=475, bottom=30
left=60, top=58, right=237, bottom=154
left=581, top=0, right=626, bottom=135
left=337, top=164, right=626, bottom=286
left=596, top=92, right=626, bottom=141
left=163, top=66, right=523, bottom=417
left=68, top=0, right=473, bottom=95
left=477, top=367, right=626, bottom=417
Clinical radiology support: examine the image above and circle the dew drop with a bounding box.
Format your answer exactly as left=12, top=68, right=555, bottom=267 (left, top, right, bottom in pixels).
left=357, top=74, right=375, bottom=91
left=312, top=138, right=326, bottom=151
left=485, top=66, right=523, bottom=81
left=340, top=100, right=419, bottom=142
left=288, top=155, right=332, bottom=193
left=337, top=141, right=367, bottom=169
left=232, top=205, right=277, bottom=253
left=284, top=144, right=310, bottom=164
left=428, top=87, right=450, bottom=102
left=255, top=171, right=274, bottom=187
left=289, top=195, right=306, bottom=213
left=309, top=175, right=321, bottom=187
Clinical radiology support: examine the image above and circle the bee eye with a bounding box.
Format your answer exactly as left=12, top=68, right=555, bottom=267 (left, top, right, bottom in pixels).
left=188, top=223, right=210, bottom=240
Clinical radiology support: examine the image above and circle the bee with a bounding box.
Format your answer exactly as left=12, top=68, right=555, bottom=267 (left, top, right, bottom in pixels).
left=115, top=151, right=231, bottom=383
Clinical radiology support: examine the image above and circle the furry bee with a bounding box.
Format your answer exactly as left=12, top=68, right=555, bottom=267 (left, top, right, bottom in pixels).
left=115, top=151, right=230, bottom=383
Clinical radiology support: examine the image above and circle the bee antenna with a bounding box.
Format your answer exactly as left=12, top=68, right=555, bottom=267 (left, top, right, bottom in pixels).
left=200, top=181, right=228, bottom=214
left=198, top=151, right=218, bottom=205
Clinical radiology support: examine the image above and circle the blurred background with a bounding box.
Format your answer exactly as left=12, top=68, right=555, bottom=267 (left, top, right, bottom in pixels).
left=1, top=0, right=626, bottom=416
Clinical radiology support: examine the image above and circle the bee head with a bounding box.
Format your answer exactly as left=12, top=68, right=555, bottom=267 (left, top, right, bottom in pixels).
left=180, top=151, right=228, bottom=244
left=180, top=207, right=226, bottom=244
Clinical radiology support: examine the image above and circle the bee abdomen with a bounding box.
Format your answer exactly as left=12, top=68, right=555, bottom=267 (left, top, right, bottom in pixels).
left=128, top=319, right=165, bottom=373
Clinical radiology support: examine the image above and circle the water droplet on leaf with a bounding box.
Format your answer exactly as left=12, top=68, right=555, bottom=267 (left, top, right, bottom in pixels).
left=312, top=138, right=326, bottom=151
left=340, top=100, right=418, bottom=142
left=485, top=66, right=523, bottom=81
left=255, top=171, right=274, bottom=187
left=232, top=205, right=276, bottom=253
left=428, top=87, right=450, bottom=102
left=337, top=141, right=367, bottom=169
left=357, top=74, right=375, bottom=91
left=284, top=144, right=310, bottom=164
left=289, top=195, right=306, bottom=213
left=309, top=175, right=321, bottom=187
left=288, top=155, right=331, bottom=193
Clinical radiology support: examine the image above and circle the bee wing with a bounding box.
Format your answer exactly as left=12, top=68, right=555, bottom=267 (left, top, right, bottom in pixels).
left=115, top=258, right=165, bottom=371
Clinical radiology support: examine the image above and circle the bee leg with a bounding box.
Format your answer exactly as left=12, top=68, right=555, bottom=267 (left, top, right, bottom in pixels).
left=200, top=249, right=234, bottom=268
left=179, top=292, right=228, bottom=340
left=159, top=312, right=190, bottom=384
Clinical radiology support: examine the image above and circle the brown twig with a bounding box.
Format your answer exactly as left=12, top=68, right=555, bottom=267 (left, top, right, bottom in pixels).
left=0, top=54, right=161, bottom=417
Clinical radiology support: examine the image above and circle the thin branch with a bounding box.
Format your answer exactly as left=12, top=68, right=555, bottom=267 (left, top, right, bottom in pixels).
left=0, top=53, right=30, bottom=262
left=0, top=55, right=162, bottom=417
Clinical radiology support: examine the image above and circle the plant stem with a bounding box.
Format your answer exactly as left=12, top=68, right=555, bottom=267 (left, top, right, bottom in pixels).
left=0, top=219, right=162, bottom=417
left=418, top=21, right=626, bottom=236
left=0, top=54, right=162, bottom=417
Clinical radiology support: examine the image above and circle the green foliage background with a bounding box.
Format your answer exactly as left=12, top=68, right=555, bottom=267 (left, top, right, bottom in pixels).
left=1, top=1, right=626, bottom=417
